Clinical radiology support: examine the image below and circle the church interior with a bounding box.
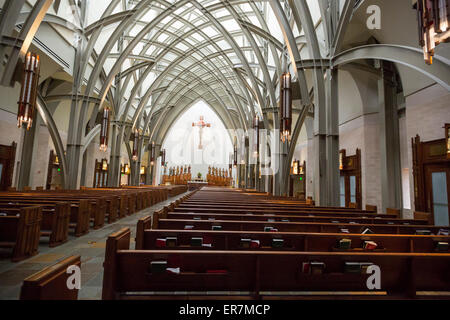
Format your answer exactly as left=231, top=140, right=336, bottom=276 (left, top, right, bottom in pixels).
left=0, top=0, right=449, bottom=305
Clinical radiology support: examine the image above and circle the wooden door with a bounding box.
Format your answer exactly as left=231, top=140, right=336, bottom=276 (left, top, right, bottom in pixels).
left=0, top=143, right=16, bottom=191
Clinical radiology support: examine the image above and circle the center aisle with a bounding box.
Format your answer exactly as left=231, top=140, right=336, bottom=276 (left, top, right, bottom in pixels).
left=0, top=191, right=192, bottom=300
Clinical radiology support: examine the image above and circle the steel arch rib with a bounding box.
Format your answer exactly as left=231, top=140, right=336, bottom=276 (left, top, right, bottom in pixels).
left=333, top=44, right=450, bottom=91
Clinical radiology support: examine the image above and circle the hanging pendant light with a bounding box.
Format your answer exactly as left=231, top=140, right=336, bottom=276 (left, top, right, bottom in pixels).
left=253, top=115, right=260, bottom=158
left=99, top=107, right=110, bottom=152
left=233, top=139, right=238, bottom=167
left=415, top=0, right=449, bottom=65
left=280, top=72, right=292, bottom=142
left=149, top=141, right=155, bottom=166
left=445, top=123, right=450, bottom=159
left=132, top=129, right=139, bottom=161
left=17, top=52, right=40, bottom=130
left=160, top=149, right=166, bottom=166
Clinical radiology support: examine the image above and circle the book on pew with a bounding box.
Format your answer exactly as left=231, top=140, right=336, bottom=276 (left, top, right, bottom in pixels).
left=338, top=238, right=352, bottom=249
left=361, top=228, right=374, bottom=234
left=344, top=262, right=373, bottom=274
left=0, top=213, right=7, bottom=216
left=388, top=222, right=395, bottom=225
left=250, top=240, right=260, bottom=248
left=360, top=262, right=374, bottom=273
left=340, top=228, right=350, bottom=233
left=150, top=261, right=167, bottom=274
left=310, top=262, right=326, bottom=275
left=267, top=219, right=275, bottom=222
left=437, top=229, right=449, bottom=236
left=332, top=220, right=340, bottom=224
left=271, top=239, right=284, bottom=248
left=435, top=242, right=449, bottom=251
left=208, top=218, right=216, bottom=221
left=202, top=236, right=213, bottom=247
left=193, top=217, right=201, bottom=220
left=302, top=262, right=325, bottom=274
left=241, top=238, right=251, bottom=248
left=403, top=222, right=410, bottom=225
left=212, top=225, right=222, bottom=230
left=363, top=241, right=378, bottom=250
left=349, top=221, right=358, bottom=224
left=166, top=237, right=177, bottom=247
left=281, top=219, right=290, bottom=222
left=344, top=262, right=361, bottom=273
left=166, top=267, right=180, bottom=274
left=302, top=262, right=310, bottom=274
left=191, top=237, right=203, bottom=247
left=155, top=238, right=166, bottom=248
left=264, top=226, right=274, bottom=232
left=184, top=225, right=194, bottom=230
left=415, top=229, right=432, bottom=235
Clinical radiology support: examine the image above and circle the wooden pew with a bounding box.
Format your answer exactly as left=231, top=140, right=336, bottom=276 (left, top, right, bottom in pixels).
left=0, top=197, right=93, bottom=236
left=20, top=255, right=81, bottom=300
left=102, top=228, right=450, bottom=299
left=164, top=212, right=427, bottom=226
left=0, top=202, right=70, bottom=247
left=173, top=206, right=393, bottom=218
left=0, top=206, right=42, bottom=261
left=137, top=228, right=450, bottom=253
left=154, top=217, right=446, bottom=235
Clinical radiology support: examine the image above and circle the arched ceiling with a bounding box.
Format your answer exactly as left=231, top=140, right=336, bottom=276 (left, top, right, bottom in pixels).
left=44, top=0, right=297, bottom=137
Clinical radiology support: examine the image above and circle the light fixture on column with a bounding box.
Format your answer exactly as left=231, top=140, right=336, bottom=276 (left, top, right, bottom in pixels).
left=339, top=150, right=345, bottom=170
left=160, top=149, right=166, bottom=166
left=445, top=123, right=450, bottom=159
left=17, top=52, right=40, bottom=130
left=415, top=0, right=449, bottom=65
left=99, top=107, right=110, bottom=152
left=149, top=141, right=155, bottom=166
left=233, top=138, right=238, bottom=167
left=293, top=159, right=299, bottom=175
left=253, top=115, right=260, bottom=158
left=280, top=72, right=292, bottom=142
left=132, top=129, right=139, bottom=162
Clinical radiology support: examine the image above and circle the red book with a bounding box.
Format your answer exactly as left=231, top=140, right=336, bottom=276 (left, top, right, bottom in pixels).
left=155, top=238, right=166, bottom=248
left=250, top=240, right=260, bottom=248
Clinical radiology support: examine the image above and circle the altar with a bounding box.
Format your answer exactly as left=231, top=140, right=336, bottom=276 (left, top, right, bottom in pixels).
left=187, top=180, right=208, bottom=191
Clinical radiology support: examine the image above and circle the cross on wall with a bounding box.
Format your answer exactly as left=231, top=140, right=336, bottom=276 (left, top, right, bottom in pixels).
left=192, top=116, right=211, bottom=149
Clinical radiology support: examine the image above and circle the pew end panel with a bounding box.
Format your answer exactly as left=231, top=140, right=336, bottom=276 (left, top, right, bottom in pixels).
left=136, top=215, right=152, bottom=250
left=102, top=228, right=131, bottom=300
left=20, top=255, right=81, bottom=300
left=414, top=211, right=434, bottom=225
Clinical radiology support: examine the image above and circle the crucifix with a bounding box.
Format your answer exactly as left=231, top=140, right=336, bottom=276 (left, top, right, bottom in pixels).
left=192, top=116, right=211, bottom=149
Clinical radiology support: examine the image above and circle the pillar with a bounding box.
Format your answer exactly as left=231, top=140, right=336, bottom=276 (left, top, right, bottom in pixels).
left=378, top=61, right=402, bottom=213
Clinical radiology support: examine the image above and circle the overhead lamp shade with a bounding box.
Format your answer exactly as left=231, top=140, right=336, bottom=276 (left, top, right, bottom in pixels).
left=253, top=115, right=260, bottom=158
left=233, top=141, right=238, bottom=167
left=280, top=72, right=292, bottom=142
left=132, top=129, right=139, bottom=161
left=446, top=123, right=450, bottom=159
left=150, top=141, right=155, bottom=165
left=99, top=107, right=110, bottom=152
left=416, top=0, right=449, bottom=64
left=160, top=149, right=166, bottom=166
left=17, top=52, right=40, bottom=130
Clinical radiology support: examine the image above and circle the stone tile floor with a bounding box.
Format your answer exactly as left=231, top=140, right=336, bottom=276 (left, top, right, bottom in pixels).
left=0, top=192, right=190, bottom=300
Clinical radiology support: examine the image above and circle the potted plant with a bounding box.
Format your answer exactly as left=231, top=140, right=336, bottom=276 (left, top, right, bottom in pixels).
left=197, top=172, right=202, bottom=179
